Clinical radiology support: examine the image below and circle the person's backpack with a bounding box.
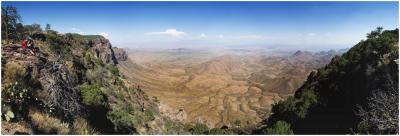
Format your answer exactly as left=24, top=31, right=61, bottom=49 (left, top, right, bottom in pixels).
left=27, top=39, right=34, bottom=47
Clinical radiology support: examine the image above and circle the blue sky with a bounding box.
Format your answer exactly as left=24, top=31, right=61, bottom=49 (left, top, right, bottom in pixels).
left=2, top=1, right=399, bottom=50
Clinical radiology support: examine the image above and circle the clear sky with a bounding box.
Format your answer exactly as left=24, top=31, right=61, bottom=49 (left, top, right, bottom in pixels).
left=2, top=1, right=399, bottom=50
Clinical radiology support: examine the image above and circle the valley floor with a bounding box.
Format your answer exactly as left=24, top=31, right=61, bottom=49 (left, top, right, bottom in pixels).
left=118, top=48, right=335, bottom=128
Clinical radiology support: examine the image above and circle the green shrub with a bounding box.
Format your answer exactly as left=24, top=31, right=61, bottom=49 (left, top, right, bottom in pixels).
left=188, top=123, right=209, bottom=134
left=95, top=58, right=104, bottom=67
left=209, top=128, right=224, bottom=134
left=30, top=111, right=70, bottom=134
left=164, top=118, right=185, bottom=133
left=115, top=78, right=124, bottom=86
left=264, top=121, right=293, bottom=134
left=107, top=108, right=137, bottom=134
left=4, top=110, right=15, bottom=122
left=4, top=82, right=30, bottom=105
left=115, top=90, right=125, bottom=101
left=80, top=84, right=106, bottom=106
left=356, top=120, right=370, bottom=134
left=296, top=89, right=317, bottom=118
left=164, top=119, right=174, bottom=130
left=45, top=31, right=74, bottom=60
left=3, top=62, right=26, bottom=85
left=143, top=109, right=155, bottom=122
left=72, top=117, right=99, bottom=135
left=233, top=120, right=242, bottom=127
left=107, top=64, right=119, bottom=76
left=273, top=96, right=296, bottom=114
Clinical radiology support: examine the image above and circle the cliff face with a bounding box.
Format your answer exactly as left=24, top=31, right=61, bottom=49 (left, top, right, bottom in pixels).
left=89, top=38, right=127, bottom=65
left=112, top=47, right=128, bottom=61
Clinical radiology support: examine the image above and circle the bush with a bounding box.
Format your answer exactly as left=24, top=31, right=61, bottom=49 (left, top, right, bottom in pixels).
left=106, top=64, right=119, bottom=76
left=80, top=84, right=106, bottom=106
left=264, top=120, right=293, bottom=134
left=72, top=117, right=98, bottom=135
left=4, top=82, right=30, bottom=106
left=143, top=109, right=155, bottom=122
left=29, top=111, right=70, bottom=134
left=45, top=31, right=73, bottom=60
left=95, top=57, right=105, bottom=67
left=209, top=128, right=224, bottom=134
left=115, top=77, right=124, bottom=86
left=3, top=62, right=26, bottom=86
left=233, top=120, right=241, bottom=127
left=209, top=127, right=234, bottom=135
left=164, top=118, right=185, bottom=134
left=85, top=67, right=111, bottom=86
left=187, top=123, right=209, bottom=134
left=356, top=120, right=370, bottom=134
left=107, top=108, right=137, bottom=134
left=2, top=62, right=36, bottom=120
left=274, top=96, right=296, bottom=114
left=296, top=89, right=317, bottom=118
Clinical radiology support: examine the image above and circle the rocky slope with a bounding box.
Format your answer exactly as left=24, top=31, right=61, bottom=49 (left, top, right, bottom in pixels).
left=262, top=28, right=398, bottom=134
left=1, top=32, right=188, bottom=134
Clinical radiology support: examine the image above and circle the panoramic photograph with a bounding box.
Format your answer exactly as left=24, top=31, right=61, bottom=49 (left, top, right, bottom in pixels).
left=0, top=1, right=399, bottom=135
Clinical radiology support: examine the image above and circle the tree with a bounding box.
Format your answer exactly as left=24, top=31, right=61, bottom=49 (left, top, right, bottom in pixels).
left=80, top=84, right=106, bottom=107
left=1, top=5, right=22, bottom=43
left=45, top=24, right=51, bottom=32
left=264, top=121, right=293, bottom=134
left=367, top=27, right=383, bottom=39
left=24, top=24, right=42, bottom=35
left=15, top=23, right=24, bottom=40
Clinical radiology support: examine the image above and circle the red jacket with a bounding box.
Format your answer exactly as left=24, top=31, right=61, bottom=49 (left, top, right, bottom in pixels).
left=22, top=40, right=27, bottom=49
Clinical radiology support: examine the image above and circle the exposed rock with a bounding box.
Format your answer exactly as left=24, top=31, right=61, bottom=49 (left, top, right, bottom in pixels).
left=88, top=38, right=127, bottom=65
left=90, top=38, right=118, bottom=65
left=113, top=47, right=128, bottom=61
left=158, top=102, right=187, bottom=122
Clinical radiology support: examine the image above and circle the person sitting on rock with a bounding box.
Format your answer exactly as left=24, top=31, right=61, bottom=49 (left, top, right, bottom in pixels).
left=22, top=36, right=35, bottom=55
left=21, top=38, right=28, bottom=49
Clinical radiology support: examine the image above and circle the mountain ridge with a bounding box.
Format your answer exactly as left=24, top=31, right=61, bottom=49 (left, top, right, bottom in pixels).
left=260, top=28, right=399, bottom=134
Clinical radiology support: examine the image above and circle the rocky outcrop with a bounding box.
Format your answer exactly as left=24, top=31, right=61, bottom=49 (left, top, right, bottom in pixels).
left=112, top=47, right=127, bottom=61
left=89, top=38, right=117, bottom=65
left=89, top=38, right=128, bottom=65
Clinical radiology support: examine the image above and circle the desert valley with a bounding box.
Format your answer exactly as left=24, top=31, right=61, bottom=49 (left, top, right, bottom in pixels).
left=118, top=48, right=345, bottom=128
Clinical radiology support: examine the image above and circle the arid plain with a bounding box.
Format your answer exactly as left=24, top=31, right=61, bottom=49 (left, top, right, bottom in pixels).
left=118, top=48, right=341, bottom=128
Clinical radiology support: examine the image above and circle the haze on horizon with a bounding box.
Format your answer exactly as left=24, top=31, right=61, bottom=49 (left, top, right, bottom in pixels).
left=2, top=1, right=398, bottom=51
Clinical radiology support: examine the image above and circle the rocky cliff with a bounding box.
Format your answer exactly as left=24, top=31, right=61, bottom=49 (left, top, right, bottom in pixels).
left=89, top=38, right=127, bottom=65
left=0, top=33, right=168, bottom=134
